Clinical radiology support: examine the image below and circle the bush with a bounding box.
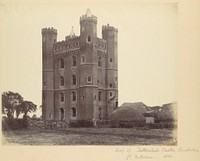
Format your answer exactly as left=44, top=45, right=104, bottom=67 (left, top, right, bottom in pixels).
left=2, top=117, right=29, bottom=130
left=2, top=116, right=9, bottom=131
left=69, top=120, right=93, bottom=127
left=110, top=121, right=145, bottom=128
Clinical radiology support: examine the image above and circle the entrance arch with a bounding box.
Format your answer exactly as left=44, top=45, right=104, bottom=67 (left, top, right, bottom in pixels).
left=60, top=108, right=64, bottom=121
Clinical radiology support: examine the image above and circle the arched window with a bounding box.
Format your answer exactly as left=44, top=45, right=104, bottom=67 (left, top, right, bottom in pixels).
left=72, top=56, right=76, bottom=66
left=110, top=92, right=113, bottom=97
left=72, top=74, right=76, bottom=85
left=109, top=83, right=113, bottom=88
left=60, top=76, right=64, bottom=86
left=110, top=58, right=112, bottom=62
left=60, top=92, right=64, bottom=102
left=87, top=76, right=92, bottom=83
left=81, top=55, right=85, bottom=63
left=87, top=35, right=91, bottom=42
left=98, top=91, right=102, bottom=101
left=98, top=56, right=102, bottom=67
left=43, top=81, right=46, bottom=87
left=72, top=91, right=76, bottom=101
left=88, top=76, right=91, bottom=82
left=71, top=107, right=76, bottom=117
left=60, top=58, right=64, bottom=68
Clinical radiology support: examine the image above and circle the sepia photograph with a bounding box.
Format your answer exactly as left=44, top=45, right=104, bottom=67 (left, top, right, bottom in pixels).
left=1, top=3, right=178, bottom=145
left=0, top=0, right=200, bottom=160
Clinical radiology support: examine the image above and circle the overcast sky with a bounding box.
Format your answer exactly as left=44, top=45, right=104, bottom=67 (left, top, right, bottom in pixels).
left=0, top=3, right=178, bottom=116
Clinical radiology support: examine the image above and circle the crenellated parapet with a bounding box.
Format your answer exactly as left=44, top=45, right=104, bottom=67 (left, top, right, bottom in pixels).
left=65, top=35, right=79, bottom=41
left=94, top=38, right=107, bottom=51
left=80, top=8, right=97, bottom=24
left=102, top=24, right=118, bottom=32
left=53, top=37, right=80, bottom=53
left=80, top=15, right=97, bottom=23
left=42, top=27, right=57, bottom=34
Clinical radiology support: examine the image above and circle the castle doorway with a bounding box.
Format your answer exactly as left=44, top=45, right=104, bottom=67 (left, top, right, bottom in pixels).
left=99, top=107, right=102, bottom=120
left=60, top=108, right=64, bottom=121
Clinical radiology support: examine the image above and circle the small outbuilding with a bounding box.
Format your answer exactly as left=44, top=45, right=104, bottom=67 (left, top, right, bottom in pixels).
left=143, top=111, right=155, bottom=124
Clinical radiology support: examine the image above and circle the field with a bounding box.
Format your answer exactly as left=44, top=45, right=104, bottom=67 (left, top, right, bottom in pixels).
left=2, top=128, right=177, bottom=145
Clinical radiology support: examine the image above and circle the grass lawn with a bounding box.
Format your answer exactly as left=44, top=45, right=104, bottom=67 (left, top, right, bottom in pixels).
left=2, top=128, right=177, bottom=145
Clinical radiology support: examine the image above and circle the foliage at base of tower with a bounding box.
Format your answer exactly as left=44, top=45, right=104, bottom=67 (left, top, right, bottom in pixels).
left=17, top=101, right=37, bottom=118
left=69, top=120, right=93, bottom=127
left=2, top=91, right=23, bottom=120
left=2, top=91, right=37, bottom=119
left=2, top=116, right=30, bottom=130
left=2, top=91, right=37, bottom=130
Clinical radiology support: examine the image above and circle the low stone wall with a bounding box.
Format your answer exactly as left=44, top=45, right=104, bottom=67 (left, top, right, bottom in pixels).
left=29, top=119, right=176, bottom=129
left=45, top=120, right=69, bottom=129
left=28, top=120, right=69, bottom=129
left=29, top=119, right=111, bottom=129
left=28, top=119, right=45, bottom=129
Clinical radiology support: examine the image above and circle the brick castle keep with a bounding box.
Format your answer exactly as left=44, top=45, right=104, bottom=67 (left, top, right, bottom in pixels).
left=42, top=9, right=118, bottom=122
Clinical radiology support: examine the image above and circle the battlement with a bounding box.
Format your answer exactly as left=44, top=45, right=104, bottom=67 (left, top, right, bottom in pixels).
left=80, top=8, right=97, bottom=23
left=80, top=15, right=97, bottom=23
left=102, top=24, right=118, bottom=32
left=65, top=35, right=79, bottom=40
left=53, top=38, right=80, bottom=53
left=42, top=27, right=57, bottom=34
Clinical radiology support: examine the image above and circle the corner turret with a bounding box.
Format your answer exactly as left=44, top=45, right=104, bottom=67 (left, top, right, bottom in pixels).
left=102, top=24, right=118, bottom=40
left=80, top=8, right=97, bottom=24
left=102, top=23, right=118, bottom=119
left=42, top=27, right=57, bottom=34
left=42, top=27, right=57, bottom=54
left=41, top=27, right=57, bottom=120
left=80, top=9, right=97, bottom=45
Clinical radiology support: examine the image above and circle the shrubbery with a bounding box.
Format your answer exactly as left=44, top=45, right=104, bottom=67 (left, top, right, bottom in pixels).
left=69, top=120, right=93, bottom=127
left=2, top=116, right=30, bottom=130
left=110, top=121, right=145, bottom=128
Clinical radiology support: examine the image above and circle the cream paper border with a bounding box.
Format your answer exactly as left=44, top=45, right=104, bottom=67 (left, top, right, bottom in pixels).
left=0, top=0, right=200, bottom=161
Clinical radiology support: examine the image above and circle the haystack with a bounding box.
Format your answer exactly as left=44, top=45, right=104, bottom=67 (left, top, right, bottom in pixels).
left=111, top=102, right=149, bottom=122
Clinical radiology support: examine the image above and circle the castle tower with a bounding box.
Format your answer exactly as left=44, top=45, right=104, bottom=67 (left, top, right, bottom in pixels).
left=42, top=27, right=57, bottom=120
left=41, top=9, right=118, bottom=123
left=78, top=9, right=98, bottom=121
left=80, top=8, right=97, bottom=46
left=102, top=24, right=118, bottom=119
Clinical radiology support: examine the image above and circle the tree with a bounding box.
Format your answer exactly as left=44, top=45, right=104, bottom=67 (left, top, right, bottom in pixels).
left=2, top=91, right=37, bottom=119
left=2, top=91, right=23, bottom=120
left=19, top=101, right=37, bottom=118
